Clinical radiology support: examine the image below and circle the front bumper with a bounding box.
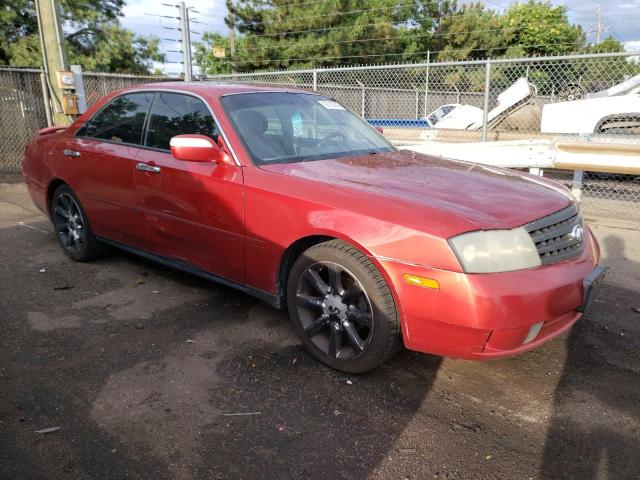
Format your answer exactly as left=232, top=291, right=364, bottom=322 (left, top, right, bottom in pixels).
left=379, top=226, right=601, bottom=360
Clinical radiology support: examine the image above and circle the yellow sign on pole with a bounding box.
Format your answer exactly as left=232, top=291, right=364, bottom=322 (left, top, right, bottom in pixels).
left=213, top=46, right=226, bottom=58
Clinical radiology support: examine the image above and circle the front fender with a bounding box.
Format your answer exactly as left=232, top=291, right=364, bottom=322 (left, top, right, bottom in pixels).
left=243, top=174, right=462, bottom=296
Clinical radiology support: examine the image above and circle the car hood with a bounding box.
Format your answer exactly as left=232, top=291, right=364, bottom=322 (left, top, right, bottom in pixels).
left=259, top=150, right=573, bottom=231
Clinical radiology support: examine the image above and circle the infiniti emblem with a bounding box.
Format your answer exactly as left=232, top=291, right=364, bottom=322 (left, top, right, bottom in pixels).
left=569, top=224, right=584, bottom=241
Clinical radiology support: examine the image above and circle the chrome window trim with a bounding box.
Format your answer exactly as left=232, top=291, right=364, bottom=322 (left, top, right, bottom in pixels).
left=77, top=88, right=242, bottom=166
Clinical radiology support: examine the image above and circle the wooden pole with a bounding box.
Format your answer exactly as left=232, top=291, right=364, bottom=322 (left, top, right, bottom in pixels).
left=36, top=0, right=71, bottom=125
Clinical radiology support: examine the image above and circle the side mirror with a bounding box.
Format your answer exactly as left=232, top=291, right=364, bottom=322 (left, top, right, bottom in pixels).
left=170, top=134, right=222, bottom=163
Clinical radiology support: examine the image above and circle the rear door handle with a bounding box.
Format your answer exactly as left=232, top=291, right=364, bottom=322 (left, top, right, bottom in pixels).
left=63, top=149, right=80, bottom=157
left=136, top=162, right=161, bottom=173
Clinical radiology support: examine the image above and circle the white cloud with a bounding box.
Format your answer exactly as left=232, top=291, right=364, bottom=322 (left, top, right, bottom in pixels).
left=121, top=0, right=639, bottom=73
left=120, top=0, right=227, bottom=74
left=624, top=40, right=640, bottom=52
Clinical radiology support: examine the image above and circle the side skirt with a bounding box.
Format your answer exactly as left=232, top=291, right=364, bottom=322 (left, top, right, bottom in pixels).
left=97, top=237, right=282, bottom=309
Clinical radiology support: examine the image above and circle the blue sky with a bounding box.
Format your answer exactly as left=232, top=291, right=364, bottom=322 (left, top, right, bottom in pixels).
left=120, top=0, right=640, bottom=74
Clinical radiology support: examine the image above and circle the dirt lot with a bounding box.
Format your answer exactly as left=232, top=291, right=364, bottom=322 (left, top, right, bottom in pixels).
left=1, top=181, right=639, bottom=480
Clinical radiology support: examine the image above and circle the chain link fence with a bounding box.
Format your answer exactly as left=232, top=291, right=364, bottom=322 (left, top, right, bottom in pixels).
left=1, top=52, right=638, bottom=220
left=82, top=72, right=171, bottom=107
left=0, top=68, right=49, bottom=173
left=0, top=68, right=172, bottom=175
left=212, top=52, right=640, bottom=142
left=211, top=52, right=640, bottom=220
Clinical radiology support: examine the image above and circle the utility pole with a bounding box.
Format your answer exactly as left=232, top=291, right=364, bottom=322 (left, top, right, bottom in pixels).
left=178, top=1, right=193, bottom=81
left=35, top=0, right=71, bottom=125
left=226, top=0, right=236, bottom=74
left=595, top=3, right=602, bottom=45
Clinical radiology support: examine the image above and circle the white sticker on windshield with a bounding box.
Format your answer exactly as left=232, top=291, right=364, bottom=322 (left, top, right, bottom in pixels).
left=318, top=100, right=345, bottom=110
left=291, top=111, right=304, bottom=137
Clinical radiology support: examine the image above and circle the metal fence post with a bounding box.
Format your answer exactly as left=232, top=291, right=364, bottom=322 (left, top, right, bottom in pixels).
left=481, top=59, right=492, bottom=142
left=357, top=80, right=365, bottom=118
left=572, top=170, right=584, bottom=203
left=70, top=65, right=87, bottom=114
left=312, top=68, right=317, bottom=91
left=423, top=51, right=430, bottom=118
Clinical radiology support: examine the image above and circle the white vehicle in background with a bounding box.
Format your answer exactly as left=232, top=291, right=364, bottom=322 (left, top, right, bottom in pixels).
left=541, top=73, right=640, bottom=135
left=431, top=104, right=483, bottom=129
left=433, top=78, right=540, bottom=131
left=429, top=74, right=640, bottom=136
left=424, top=103, right=467, bottom=127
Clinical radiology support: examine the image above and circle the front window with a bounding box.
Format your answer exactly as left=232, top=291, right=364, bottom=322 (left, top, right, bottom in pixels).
left=144, top=92, right=219, bottom=151
left=221, top=92, right=396, bottom=165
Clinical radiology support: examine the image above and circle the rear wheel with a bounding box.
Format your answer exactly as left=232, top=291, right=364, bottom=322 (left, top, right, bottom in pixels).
left=51, top=184, right=109, bottom=261
left=287, top=240, right=402, bottom=373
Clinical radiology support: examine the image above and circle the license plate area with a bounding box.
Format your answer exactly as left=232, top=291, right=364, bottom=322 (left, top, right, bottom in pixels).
left=577, top=265, right=606, bottom=313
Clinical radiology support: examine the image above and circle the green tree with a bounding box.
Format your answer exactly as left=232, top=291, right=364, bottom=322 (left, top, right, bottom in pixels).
left=502, top=0, right=585, bottom=56
left=0, top=0, right=164, bottom=72
left=433, top=2, right=511, bottom=61
left=193, top=32, right=234, bottom=75
left=195, top=0, right=629, bottom=74
left=219, top=0, right=432, bottom=71
left=585, top=36, right=625, bottom=54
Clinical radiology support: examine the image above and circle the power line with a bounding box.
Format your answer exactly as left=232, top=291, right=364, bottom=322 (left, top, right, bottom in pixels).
left=237, top=26, right=518, bottom=53
left=228, top=0, right=443, bottom=11
left=215, top=40, right=589, bottom=67
left=219, top=9, right=512, bottom=39
left=483, top=0, right=507, bottom=9
left=244, top=2, right=432, bottom=27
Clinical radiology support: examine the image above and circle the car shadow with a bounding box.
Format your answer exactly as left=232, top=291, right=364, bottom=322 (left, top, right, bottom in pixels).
left=197, top=343, right=442, bottom=479
left=1, top=216, right=445, bottom=479
left=539, top=235, right=640, bottom=479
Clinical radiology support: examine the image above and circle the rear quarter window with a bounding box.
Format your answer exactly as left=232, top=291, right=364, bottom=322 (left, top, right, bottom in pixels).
left=76, top=92, right=153, bottom=145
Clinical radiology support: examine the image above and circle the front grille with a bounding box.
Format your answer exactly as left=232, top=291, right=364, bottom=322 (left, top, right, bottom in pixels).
left=524, top=203, right=584, bottom=265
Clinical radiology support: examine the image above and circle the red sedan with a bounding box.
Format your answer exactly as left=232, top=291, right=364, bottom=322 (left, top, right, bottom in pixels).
left=23, top=83, right=604, bottom=373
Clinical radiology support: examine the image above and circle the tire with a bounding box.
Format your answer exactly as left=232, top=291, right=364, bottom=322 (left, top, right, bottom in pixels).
left=287, top=240, right=402, bottom=374
left=50, top=184, right=110, bottom=262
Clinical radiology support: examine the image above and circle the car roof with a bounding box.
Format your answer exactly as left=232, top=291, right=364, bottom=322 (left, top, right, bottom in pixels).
left=124, top=81, right=317, bottom=98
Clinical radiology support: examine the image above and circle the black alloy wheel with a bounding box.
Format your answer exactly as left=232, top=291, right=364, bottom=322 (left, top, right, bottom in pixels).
left=295, top=261, right=373, bottom=360
left=287, top=240, right=402, bottom=373
left=53, top=192, right=85, bottom=255
left=50, top=184, right=109, bottom=261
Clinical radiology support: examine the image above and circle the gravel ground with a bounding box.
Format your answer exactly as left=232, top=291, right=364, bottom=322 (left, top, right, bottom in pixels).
left=1, top=182, right=639, bottom=480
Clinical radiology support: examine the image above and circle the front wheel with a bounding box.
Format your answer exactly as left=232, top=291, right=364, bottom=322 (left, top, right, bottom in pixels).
left=287, top=240, right=402, bottom=373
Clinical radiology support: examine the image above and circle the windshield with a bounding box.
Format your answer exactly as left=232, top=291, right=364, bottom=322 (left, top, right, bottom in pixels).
left=220, top=92, right=396, bottom=165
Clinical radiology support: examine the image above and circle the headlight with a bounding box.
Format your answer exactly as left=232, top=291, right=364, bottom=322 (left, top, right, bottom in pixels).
left=449, top=227, right=541, bottom=273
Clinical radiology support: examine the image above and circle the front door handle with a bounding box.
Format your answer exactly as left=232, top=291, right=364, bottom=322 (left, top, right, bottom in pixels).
left=63, top=149, right=80, bottom=157
left=136, top=162, right=161, bottom=173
